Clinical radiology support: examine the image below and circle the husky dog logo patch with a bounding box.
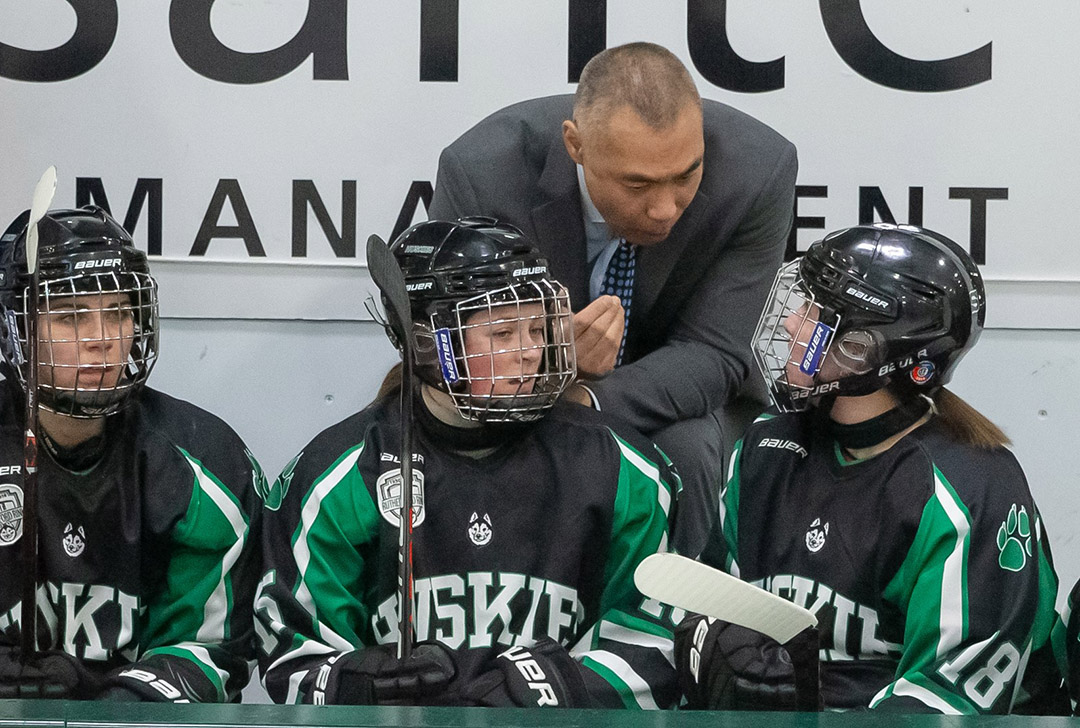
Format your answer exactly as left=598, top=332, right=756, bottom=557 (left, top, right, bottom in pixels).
left=805, top=518, right=829, bottom=553
left=63, top=523, right=86, bottom=557
left=468, top=512, right=493, bottom=546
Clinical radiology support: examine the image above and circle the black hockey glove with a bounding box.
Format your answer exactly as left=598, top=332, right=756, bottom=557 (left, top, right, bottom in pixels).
left=0, top=646, right=104, bottom=699
left=460, top=637, right=593, bottom=708
left=311, top=643, right=456, bottom=705
left=675, top=615, right=820, bottom=711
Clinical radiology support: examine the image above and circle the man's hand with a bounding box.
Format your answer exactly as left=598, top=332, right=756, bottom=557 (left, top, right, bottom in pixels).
left=573, top=296, right=624, bottom=378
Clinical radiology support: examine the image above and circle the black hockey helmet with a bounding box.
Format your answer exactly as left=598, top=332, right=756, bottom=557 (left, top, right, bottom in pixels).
left=753, top=223, right=985, bottom=412
left=388, top=217, right=576, bottom=422
left=0, top=206, right=159, bottom=418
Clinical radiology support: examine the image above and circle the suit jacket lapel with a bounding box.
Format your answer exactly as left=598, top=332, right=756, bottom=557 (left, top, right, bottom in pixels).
left=531, top=137, right=590, bottom=309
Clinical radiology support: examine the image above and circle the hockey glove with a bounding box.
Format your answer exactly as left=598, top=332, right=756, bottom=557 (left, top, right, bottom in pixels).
left=0, top=646, right=104, bottom=699
left=461, top=637, right=593, bottom=708
left=675, top=614, right=820, bottom=711
left=311, top=643, right=456, bottom=705
left=102, top=659, right=215, bottom=703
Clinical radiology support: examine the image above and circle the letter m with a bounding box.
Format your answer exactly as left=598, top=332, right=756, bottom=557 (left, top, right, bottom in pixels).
left=76, top=178, right=163, bottom=254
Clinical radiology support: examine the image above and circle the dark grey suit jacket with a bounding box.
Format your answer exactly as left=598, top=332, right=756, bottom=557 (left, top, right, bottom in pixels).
left=429, top=95, right=797, bottom=435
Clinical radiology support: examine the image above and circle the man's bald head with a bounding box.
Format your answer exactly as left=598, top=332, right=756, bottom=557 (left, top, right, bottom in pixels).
left=573, top=42, right=701, bottom=133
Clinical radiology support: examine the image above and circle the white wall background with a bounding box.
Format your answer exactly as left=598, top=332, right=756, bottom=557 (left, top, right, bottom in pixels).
left=3, top=0, right=1078, bottom=607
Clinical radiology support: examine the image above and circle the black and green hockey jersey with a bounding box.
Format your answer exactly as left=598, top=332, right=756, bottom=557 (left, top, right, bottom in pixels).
left=256, top=397, right=677, bottom=708
left=0, top=383, right=261, bottom=702
left=1057, top=578, right=1080, bottom=714
left=703, top=411, right=1064, bottom=713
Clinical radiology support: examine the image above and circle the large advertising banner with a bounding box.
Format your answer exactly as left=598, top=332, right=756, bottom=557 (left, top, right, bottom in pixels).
left=2, top=1, right=1077, bottom=326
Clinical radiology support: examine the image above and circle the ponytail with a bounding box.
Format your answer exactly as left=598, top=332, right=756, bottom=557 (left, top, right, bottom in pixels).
left=931, top=387, right=1010, bottom=449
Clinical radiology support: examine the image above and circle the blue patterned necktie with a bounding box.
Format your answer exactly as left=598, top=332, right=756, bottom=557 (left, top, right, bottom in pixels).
left=600, top=239, right=636, bottom=366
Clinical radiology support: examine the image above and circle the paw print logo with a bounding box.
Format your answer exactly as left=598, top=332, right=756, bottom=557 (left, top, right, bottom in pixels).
left=997, top=504, right=1033, bottom=572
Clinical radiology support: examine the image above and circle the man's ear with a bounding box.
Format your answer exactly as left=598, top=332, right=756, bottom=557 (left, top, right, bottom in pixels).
left=562, top=119, right=584, bottom=164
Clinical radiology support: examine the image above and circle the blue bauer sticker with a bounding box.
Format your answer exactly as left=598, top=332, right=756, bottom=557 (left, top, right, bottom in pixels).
left=799, top=321, right=834, bottom=375
left=434, top=328, right=460, bottom=384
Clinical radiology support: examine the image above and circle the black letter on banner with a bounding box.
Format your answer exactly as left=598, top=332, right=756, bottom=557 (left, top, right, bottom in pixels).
left=568, top=0, right=606, bottom=83
left=75, top=178, right=164, bottom=255
left=292, top=180, right=356, bottom=257
left=391, top=181, right=434, bottom=242
left=949, top=187, right=1007, bottom=265
left=169, top=0, right=348, bottom=84
left=688, top=0, right=784, bottom=93
left=787, top=185, right=827, bottom=261
left=0, top=0, right=117, bottom=82
left=420, top=0, right=458, bottom=82
left=820, top=0, right=990, bottom=91
left=191, top=180, right=267, bottom=257
left=858, top=186, right=923, bottom=226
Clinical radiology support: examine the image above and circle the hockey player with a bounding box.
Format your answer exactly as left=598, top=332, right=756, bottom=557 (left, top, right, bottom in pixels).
left=256, top=218, right=678, bottom=708
left=0, top=206, right=261, bottom=701
left=676, top=223, right=1066, bottom=713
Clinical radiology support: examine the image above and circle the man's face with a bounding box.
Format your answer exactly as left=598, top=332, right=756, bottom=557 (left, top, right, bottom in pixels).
left=462, top=303, right=546, bottom=397
left=563, top=103, right=704, bottom=246
left=38, top=291, right=135, bottom=394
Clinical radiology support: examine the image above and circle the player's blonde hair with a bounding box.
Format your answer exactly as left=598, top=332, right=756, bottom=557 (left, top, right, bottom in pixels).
left=931, top=387, right=1010, bottom=449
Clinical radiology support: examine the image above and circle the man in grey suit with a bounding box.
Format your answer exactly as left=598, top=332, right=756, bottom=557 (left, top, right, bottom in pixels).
left=429, top=42, right=797, bottom=556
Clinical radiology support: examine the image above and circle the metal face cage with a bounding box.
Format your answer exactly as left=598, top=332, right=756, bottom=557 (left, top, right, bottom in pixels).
left=12, top=271, right=159, bottom=418
left=437, top=278, right=575, bottom=423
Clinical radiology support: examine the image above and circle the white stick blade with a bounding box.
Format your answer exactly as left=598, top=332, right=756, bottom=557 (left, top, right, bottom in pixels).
left=26, top=166, right=58, bottom=275
left=635, top=553, right=817, bottom=644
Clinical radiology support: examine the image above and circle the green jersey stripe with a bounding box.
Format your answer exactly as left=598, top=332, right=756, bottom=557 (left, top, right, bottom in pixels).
left=178, top=449, right=248, bottom=643
left=596, top=620, right=674, bottom=667
left=292, top=444, right=365, bottom=651
left=582, top=652, right=659, bottom=709
left=612, top=434, right=670, bottom=517
left=932, top=467, right=972, bottom=657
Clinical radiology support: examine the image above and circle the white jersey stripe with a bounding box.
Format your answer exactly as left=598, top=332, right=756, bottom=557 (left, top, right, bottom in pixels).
left=932, top=470, right=970, bottom=658
left=585, top=650, right=660, bottom=710
left=181, top=452, right=247, bottom=644
left=875, top=678, right=963, bottom=714
left=597, top=620, right=675, bottom=668
left=293, top=444, right=366, bottom=651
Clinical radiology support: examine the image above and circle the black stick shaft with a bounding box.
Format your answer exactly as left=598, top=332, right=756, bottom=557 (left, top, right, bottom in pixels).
left=20, top=274, right=40, bottom=659
left=397, top=353, right=415, bottom=660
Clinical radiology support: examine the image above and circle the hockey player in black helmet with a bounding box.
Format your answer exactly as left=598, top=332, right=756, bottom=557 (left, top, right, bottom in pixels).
left=675, top=223, right=1067, bottom=713
left=257, top=218, right=679, bottom=708
left=0, top=206, right=262, bottom=702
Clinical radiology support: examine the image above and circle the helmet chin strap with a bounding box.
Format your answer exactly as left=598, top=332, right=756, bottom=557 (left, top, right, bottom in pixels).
left=417, top=384, right=534, bottom=455
left=827, top=395, right=932, bottom=451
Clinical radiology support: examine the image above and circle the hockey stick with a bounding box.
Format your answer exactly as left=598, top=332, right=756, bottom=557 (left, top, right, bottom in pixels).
left=365, top=233, right=416, bottom=660
left=20, top=166, right=57, bottom=660
left=635, top=552, right=816, bottom=643
left=635, top=552, right=821, bottom=710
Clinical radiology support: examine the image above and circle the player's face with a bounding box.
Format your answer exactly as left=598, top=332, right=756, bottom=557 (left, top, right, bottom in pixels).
left=564, top=103, right=704, bottom=247
left=38, top=291, right=135, bottom=395
left=782, top=302, right=823, bottom=389
left=463, top=303, right=546, bottom=397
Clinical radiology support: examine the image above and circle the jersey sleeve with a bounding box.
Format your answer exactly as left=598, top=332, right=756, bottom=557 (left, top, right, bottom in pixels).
left=569, top=432, right=678, bottom=710
left=870, top=464, right=1062, bottom=714
left=255, top=443, right=383, bottom=704
left=121, top=445, right=261, bottom=703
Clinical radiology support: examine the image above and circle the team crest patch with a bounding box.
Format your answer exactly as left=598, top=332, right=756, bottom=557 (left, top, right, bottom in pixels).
left=805, top=518, right=829, bottom=553
left=377, top=468, right=426, bottom=528
left=0, top=483, right=23, bottom=546
left=468, top=513, right=492, bottom=546
left=63, top=523, right=86, bottom=557
left=910, top=361, right=935, bottom=385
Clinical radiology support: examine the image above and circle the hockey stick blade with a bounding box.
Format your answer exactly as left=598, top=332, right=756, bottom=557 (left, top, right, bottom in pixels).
left=25, top=166, right=57, bottom=275
left=366, top=234, right=413, bottom=345
left=635, top=553, right=817, bottom=645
